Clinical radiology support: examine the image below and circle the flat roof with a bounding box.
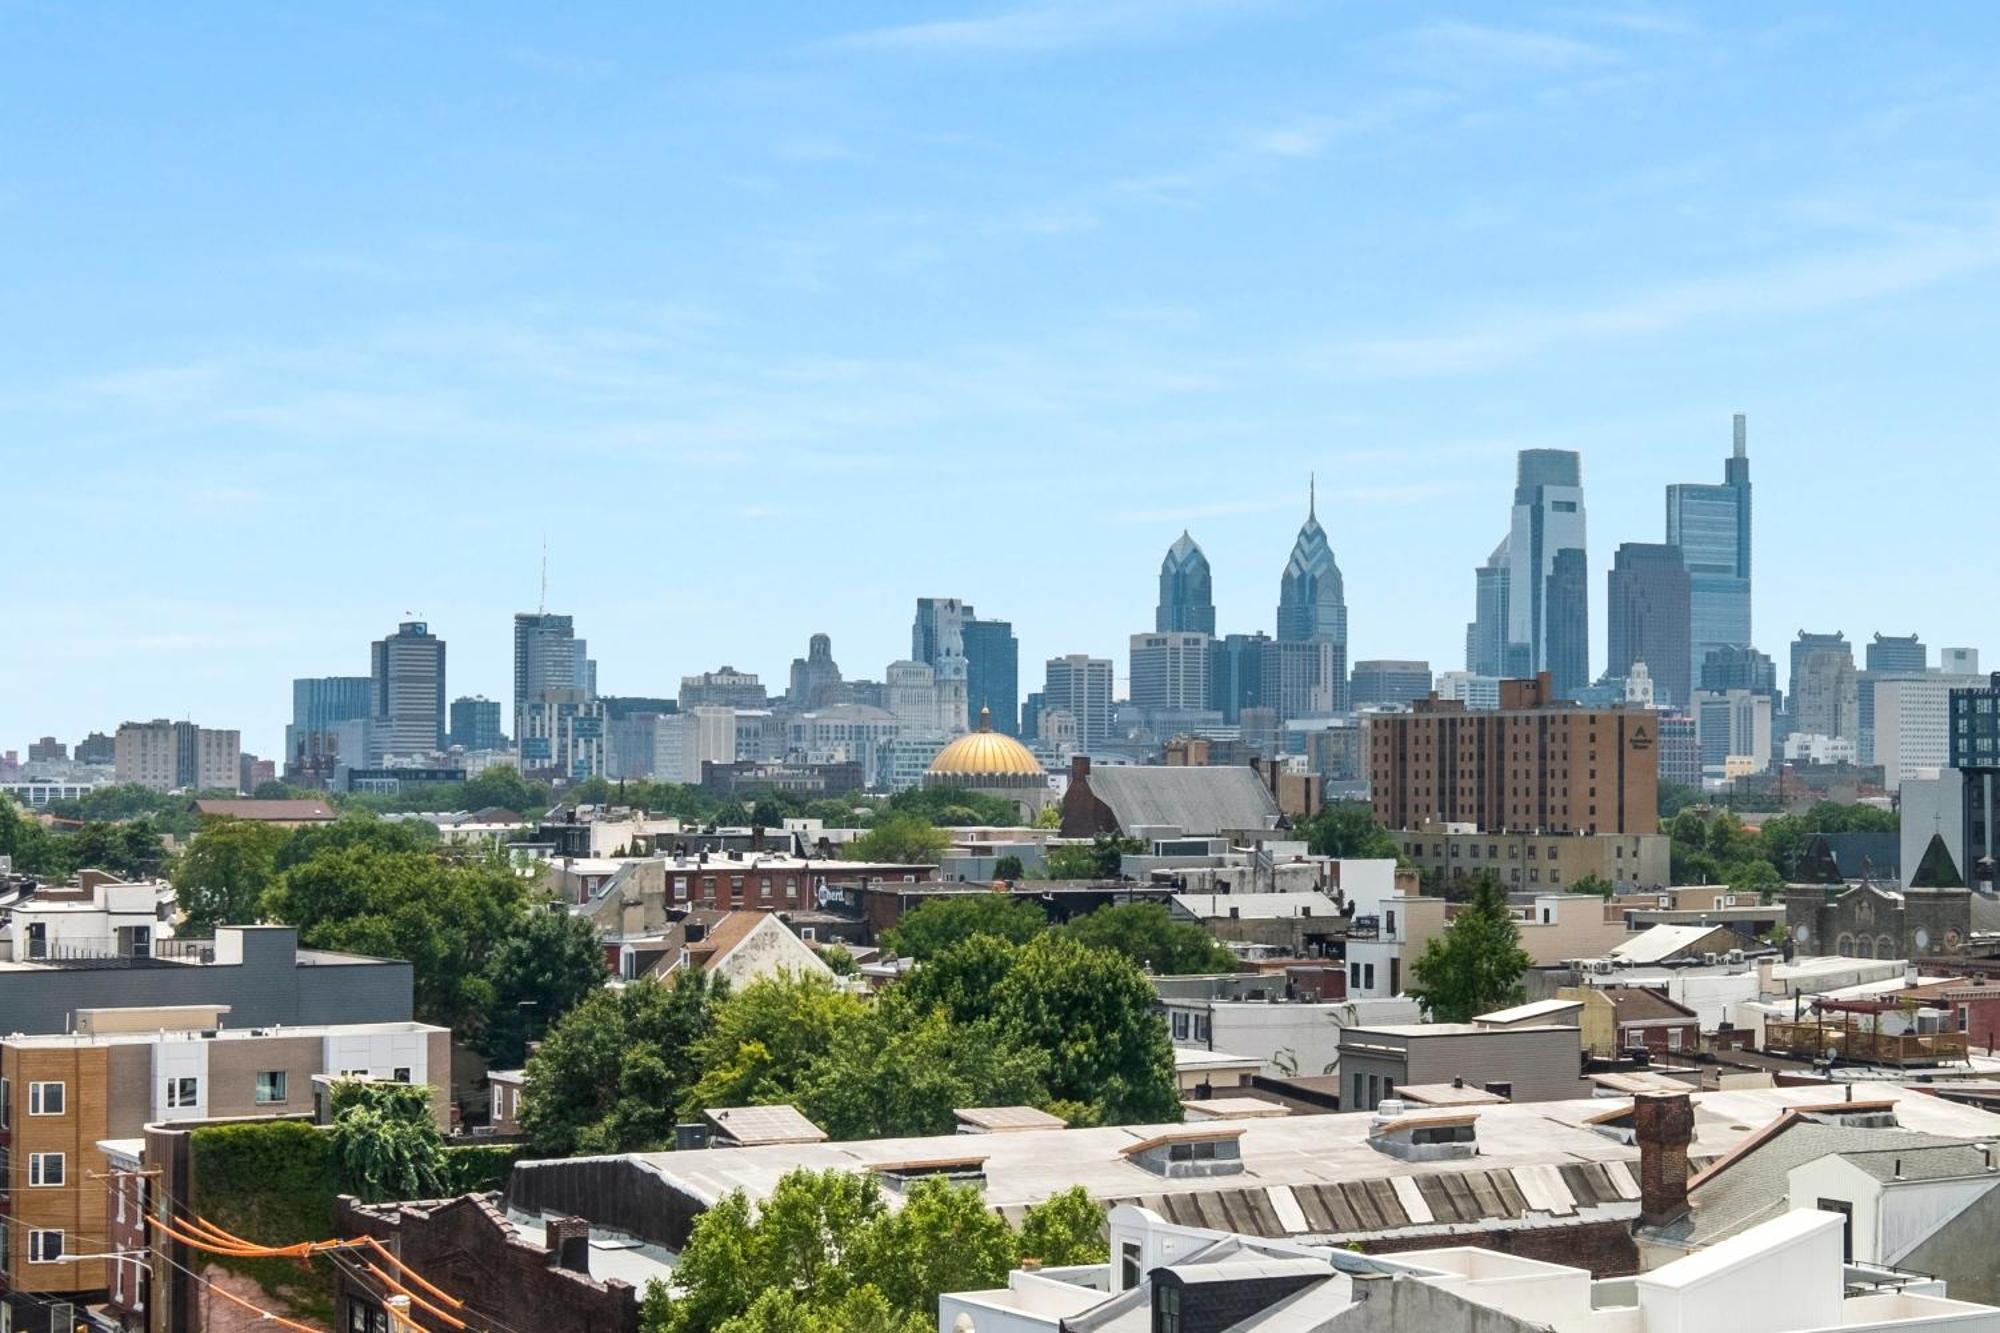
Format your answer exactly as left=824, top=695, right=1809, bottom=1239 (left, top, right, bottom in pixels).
left=954, top=1106, right=1068, bottom=1133
left=3, top=1020, right=444, bottom=1049
left=574, top=1086, right=2000, bottom=1230
left=1475, top=999, right=1583, bottom=1025
left=1183, top=1097, right=1291, bottom=1120
left=703, top=1104, right=827, bottom=1146
left=1395, top=1084, right=1511, bottom=1107
left=1173, top=1048, right=1265, bottom=1070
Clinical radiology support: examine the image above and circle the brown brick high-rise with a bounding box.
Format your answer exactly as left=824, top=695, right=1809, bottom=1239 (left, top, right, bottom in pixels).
left=1370, top=673, right=1659, bottom=836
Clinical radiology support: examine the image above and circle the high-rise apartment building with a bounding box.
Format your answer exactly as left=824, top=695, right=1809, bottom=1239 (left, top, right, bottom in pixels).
left=678, top=667, right=768, bottom=710
left=74, top=733, right=115, bottom=766
left=1276, top=484, right=1350, bottom=710
left=25, top=738, right=65, bottom=763
left=1665, top=414, right=1753, bottom=690
left=1157, top=531, right=1216, bottom=635
left=448, top=696, right=504, bottom=752
left=1873, top=672, right=1989, bottom=786
left=1129, top=632, right=1212, bottom=713
left=1207, top=632, right=1271, bottom=723
left=1790, top=631, right=1858, bottom=743
left=1606, top=543, right=1692, bottom=708
left=786, top=633, right=845, bottom=709
left=1503, top=450, right=1590, bottom=697
left=1369, top=674, right=1657, bottom=836
left=1350, top=660, right=1435, bottom=709
left=1043, top=655, right=1114, bottom=749
left=1434, top=671, right=1501, bottom=710
left=1700, top=644, right=1779, bottom=702
left=370, top=621, right=446, bottom=757
left=1692, top=689, right=1773, bottom=775
left=1949, top=674, right=2000, bottom=887
left=112, top=720, right=242, bottom=793
left=513, top=612, right=594, bottom=746
left=1941, top=648, right=1981, bottom=676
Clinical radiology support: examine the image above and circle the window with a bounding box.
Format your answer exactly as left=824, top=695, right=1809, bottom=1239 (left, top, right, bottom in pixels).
left=256, top=1071, right=288, bottom=1104
left=1172, top=1011, right=1190, bottom=1040
left=1194, top=1015, right=1211, bottom=1042
left=0, top=1076, right=8, bottom=1127
left=1667, top=1029, right=1683, bottom=1051
left=166, top=1076, right=199, bottom=1109
left=1154, top=1282, right=1181, bottom=1333
left=29, top=1081, right=64, bottom=1116
left=1120, top=1242, right=1142, bottom=1290
left=1818, top=1198, right=1854, bottom=1262
left=29, top=1153, right=64, bottom=1187
left=28, top=1230, right=63, bottom=1263
left=393, top=1068, right=412, bottom=1084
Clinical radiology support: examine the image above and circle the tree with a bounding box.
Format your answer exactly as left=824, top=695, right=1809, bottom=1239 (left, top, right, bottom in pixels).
left=843, top=813, right=950, bottom=865
left=0, top=795, right=66, bottom=877
left=328, top=1081, right=446, bottom=1203
left=261, top=845, right=527, bottom=1037
left=174, top=818, right=286, bottom=933
left=888, top=785, right=1023, bottom=828
left=661, top=1171, right=886, bottom=1332
left=796, top=995, right=1047, bottom=1140
left=483, top=907, right=610, bottom=1066
left=852, top=1177, right=1017, bottom=1319
left=685, top=974, right=869, bottom=1114
left=1015, top=1187, right=1107, bottom=1266
left=461, top=766, right=544, bottom=817
left=882, top=894, right=1045, bottom=961
left=1061, top=902, right=1235, bottom=974
left=817, top=943, right=859, bottom=977
left=520, top=971, right=719, bottom=1156
left=992, top=854, right=1026, bottom=883
left=1297, top=803, right=1400, bottom=860
left=898, top=934, right=1023, bottom=1026
left=1566, top=873, right=1616, bottom=899
left=273, top=810, right=436, bottom=871
left=1407, top=873, right=1533, bottom=1022
left=992, top=933, right=1179, bottom=1125
left=1658, top=781, right=1702, bottom=820
left=1040, top=835, right=1142, bottom=880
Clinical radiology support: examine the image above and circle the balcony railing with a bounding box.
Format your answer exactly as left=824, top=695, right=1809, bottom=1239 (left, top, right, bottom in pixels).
left=1765, top=1020, right=1969, bottom=1068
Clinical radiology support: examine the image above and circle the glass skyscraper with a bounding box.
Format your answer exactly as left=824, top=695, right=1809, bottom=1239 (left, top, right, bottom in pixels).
left=1157, top=531, right=1216, bottom=635
left=1606, top=543, right=1692, bottom=708
left=1505, top=449, right=1589, bottom=697
left=1666, top=414, right=1752, bottom=691
left=1276, top=482, right=1350, bottom=712
left=962, top=618, right=1020, bottom=738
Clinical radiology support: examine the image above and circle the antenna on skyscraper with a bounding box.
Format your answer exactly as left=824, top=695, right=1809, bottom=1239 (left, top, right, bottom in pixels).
left=539, top=533, right=548, bottom=615
left=1309, top=471, right=1316, bottom=519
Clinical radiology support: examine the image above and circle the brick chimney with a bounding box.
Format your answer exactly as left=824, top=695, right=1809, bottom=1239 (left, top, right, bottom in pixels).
left=1070, top=755, right=1091, bottom=781
left=1631, top=1091, right=1694, bottom=1226
left=544, top=1215, right=591, bottom=1274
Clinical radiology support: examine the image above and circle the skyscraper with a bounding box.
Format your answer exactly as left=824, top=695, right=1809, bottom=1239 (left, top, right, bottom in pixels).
left=1666, top=414, right=1753, bottom=689
left=786, top=633, right=845, bottom=709
left=1464, top=538, right=1511, bottom=677
left=962, top=618, right=1021, bottom=738
left=1701, top=644, right=1779, bottom=700
left=1606, top=543, right=1692, bottom=708
left=286, top=676, right=374, bottom=784
left=1866, top=633, right=1927, bottom=673
left=1505, top=449, right=1589, bottom=697
left=1156, top=531, right=1216, bottom=635
left=1208, top=632, right=1271, bottom=723
left=448, top=696, right=504, bottom=752
left=1349, top=660, right=1435, bottom=709
left=1043, top=655, right=1114, bottom=749
left=513, top=612, right=594, bottom=746
left=1129, top=632, right=1212, bottom=713
left=370, top=621, right=446, bottom=757
left=1790, top=631, right=1858, bottom=743
left=1276, top=481, right=1349, bottom=713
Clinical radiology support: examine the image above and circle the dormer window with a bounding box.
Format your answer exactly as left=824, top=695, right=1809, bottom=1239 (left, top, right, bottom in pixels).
left=1122, top=1127, right=1245, bottom=1179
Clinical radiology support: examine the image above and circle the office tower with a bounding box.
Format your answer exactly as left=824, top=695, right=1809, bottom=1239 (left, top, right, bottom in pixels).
left=1942, top=648, right=1981, bottom=676
left=370, top=621, right=447, bottom=757
left=1276, top=482, right=1350, bottom=710
left=1606, top=543, right=1692, bottom=708
left=1505, top=450, right=1589, bottom=697
left=113, top=719, right=242, bottom=792
left=514, top=612, right=594, bottom=745
left=678, top=667, right=768, bottom=710
left=962, top=618, right=1020, bottom=738
left=1950, top=673, right=2000, bottom=886
left=1700, top=645, right=1779, bottom=700
left=1665, top=414, right=1753, bottom=689
left=1369, top=674, right=1657, bottom=836
left=1692, top=690, right=1773, bottom=775
left=26, top=738, right=64, bottom=762
left=449, top=696, right=504, bottom=752
left=1876, top=672, right=1990, bottom=786
left=1260, top=640, right=1338, bottom=723
left=786, top=633, right=845, bottom=709
left=1350, top=661, right=1434, bottom=709
left=1434, top=671, right=1501, bottom=710
left=1020, top=691, right=1045, bottom=742
left=886, top=660, right=946, bottom=735
left=1129, top=632, right=1212, bottom=713
left=1208, top=632, right=1270, bottom=723
left=1866, top=633, right=1927, bottom=673
left=1465, top=539, right=1511, bottom=677
left=74, top=732, right=115, bottom=765
left=1043, top=655, right=1114, bottom=749
left=1790, top=631, right=1857, bottom=743
left=1157, top=531, right=1217, bottom=635
left=287, top=675, right=374, bottom=783
left=1656, top=712, right=1702, bottom=790
left=520, top=690, right=605, bottom=780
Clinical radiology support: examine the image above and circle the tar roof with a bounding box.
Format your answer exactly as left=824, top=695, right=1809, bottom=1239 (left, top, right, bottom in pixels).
left=703, top=1104, right=826, bottom=1146
left=1081, top=765, right=1282, bottom=836
left=954, top=1105, right=1068, bottom=1132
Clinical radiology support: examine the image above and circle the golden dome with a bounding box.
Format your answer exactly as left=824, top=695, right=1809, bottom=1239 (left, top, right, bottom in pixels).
left=927, top=707, right=1046, bottom=780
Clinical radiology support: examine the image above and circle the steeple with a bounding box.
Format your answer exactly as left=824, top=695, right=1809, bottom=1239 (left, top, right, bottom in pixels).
left=1309, top=472, right=1316, bottom=521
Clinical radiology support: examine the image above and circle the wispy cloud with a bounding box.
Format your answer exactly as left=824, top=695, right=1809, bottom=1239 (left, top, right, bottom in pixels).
left=1397, top=20, right=1619, bottom=74
left=1311, top=215, right=2000, bottom=378
left=827, top=0, right=1258, bottom=57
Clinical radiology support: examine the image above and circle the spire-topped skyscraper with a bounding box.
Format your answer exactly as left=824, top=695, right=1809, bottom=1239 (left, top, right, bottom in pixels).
left=1156, top=531, right=1216, bottom=635
left=1276, top=477, right=1350, bottom=712
left=1666, top=413, right=1753, bottom=691
left=1504, top=449, right=1590, bottom=698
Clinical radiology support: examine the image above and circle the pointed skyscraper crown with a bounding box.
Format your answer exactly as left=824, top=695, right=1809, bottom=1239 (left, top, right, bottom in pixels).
left=1157, top=530, right=1216, bottom=634
left=1277, top=483, right=1347, bottom=649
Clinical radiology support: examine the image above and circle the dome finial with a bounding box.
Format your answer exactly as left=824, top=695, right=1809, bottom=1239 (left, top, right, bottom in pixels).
left=977, top=704, right=993, bottom=732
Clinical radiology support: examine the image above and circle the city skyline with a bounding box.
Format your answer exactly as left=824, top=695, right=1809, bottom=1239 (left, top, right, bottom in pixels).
left=7, top=6, right=2000, bottom=748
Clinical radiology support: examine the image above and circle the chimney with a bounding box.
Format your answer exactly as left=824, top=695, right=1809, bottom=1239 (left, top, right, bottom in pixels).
left=751, top=825, right=765, bottom=852
left=1070, top=755, right=1091, bottom=781
left=544, top=1215, right=591, bottom=1275
left=1632, top=1091, right=1694, bottom=1226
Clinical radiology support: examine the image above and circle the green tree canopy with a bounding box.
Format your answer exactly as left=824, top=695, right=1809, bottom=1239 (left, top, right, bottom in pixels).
left=483, top=906, right=610, bottom=1066
left=1061, top=902, right=1235, bottom=974
left=888, top=785, right=1024, bottom=828
left=991, top=933, right=1179, bottom=1124
left=1407, top=873, right=1533, bottom=1022
left=1039, top=835, right=1142, bottom=880
left=328, top=1081, right=447, bottom=1204
left=1015, top=1187, right=1109, bottom=1267
left=898, top=933, right=1024, bottom=1027
left=174, top=818, right=286, bottom=934
left=1296, top=803, right=1401, bottom=860
left=685, top=973, right=870, bottom=1115
left=992, top=854, right=1026, bottom=883
left=843, top=813, right=950, bottom=865
left=520, top=971, right=720, bottom=1156
left=882, top=894, right=1046, bottom=961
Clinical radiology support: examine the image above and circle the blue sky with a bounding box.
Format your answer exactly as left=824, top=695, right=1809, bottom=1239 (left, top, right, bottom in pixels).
left=5, top=3, right=1997, bottom=755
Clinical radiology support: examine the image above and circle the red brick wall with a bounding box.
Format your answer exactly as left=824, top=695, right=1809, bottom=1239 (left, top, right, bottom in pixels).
left=1359, top=1220, right=1640, bottom=1277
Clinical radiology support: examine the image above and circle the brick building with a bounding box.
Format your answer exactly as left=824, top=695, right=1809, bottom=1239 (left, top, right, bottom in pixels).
left=1370, top=673, right=1659, bottom=836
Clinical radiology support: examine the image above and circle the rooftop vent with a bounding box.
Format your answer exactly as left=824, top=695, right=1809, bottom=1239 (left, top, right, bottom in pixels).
left=1367, top=1106, right=1479, bottom=1162
left=1121, top=1127, right=1246, bottom=1179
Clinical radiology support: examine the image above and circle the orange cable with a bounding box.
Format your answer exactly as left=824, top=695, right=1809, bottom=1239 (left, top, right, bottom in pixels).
left=362, top=1234, right=467, bottom=1309
left=365, top=1261, right=470, bottom=1330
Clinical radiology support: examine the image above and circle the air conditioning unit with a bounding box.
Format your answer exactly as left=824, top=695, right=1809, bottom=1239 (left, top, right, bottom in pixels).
left=1725, top=949, right=1745, bottom=964
left=1702, top=952, right=1720, bottom=966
